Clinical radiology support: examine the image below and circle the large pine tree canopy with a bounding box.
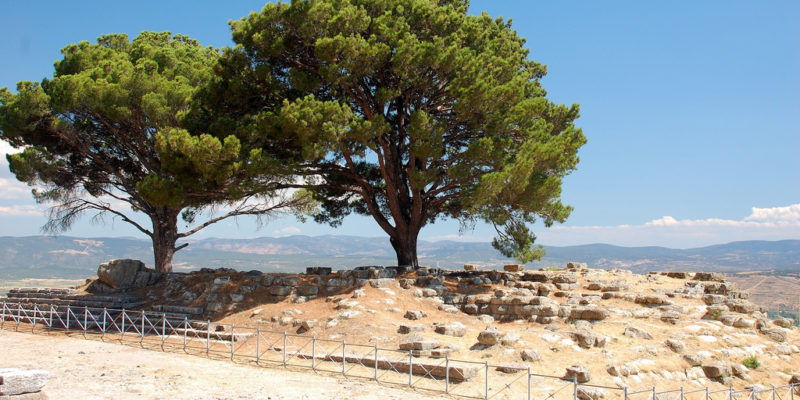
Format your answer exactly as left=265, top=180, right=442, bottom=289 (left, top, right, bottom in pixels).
left=0, top=32, right=305, bottom=272
left=203, top=0, right=586, bottom=265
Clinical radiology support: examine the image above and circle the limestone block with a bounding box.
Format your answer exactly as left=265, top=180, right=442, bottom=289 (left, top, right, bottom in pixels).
left=570, top=307, right=609, bottom=321
left=665, top=339, right=686, bottom=353
left=504, top=264, right=525, bottom=272
left=297, top=285, right=319, bottom=296
left=269, top=286, right=292, bottom=296
left=623, top=326, right=653, bottom=340
left=701, top=364, right=732, bottom=379
left=496, top=364, right=527, bottom=373
left=477, top=328, right=502, bottom=346
left=564, top=365, right=591, bottom=383
left=0, top=369, right=50, bottom=395
left=578, top=387, right=607, bottom=400
left=551, top=273, right=578, bottom=284
left=398, top=323, right=426, bottom=334
left=434, top=322, right=466, bottom=337
left=520, top=349, right=540, bottom=362
left=404, top=310, right=427, bottom=320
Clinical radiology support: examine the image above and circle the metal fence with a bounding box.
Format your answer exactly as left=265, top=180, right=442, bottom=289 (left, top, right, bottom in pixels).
left=0, top=301, right=796, bottom=400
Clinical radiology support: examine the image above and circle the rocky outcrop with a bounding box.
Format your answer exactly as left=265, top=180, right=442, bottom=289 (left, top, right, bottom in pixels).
left=96, top=259, right=161, bottom=291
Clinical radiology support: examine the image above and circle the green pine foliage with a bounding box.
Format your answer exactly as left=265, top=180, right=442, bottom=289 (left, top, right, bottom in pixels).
left=216, top=0, right=585, bottom=265
left=0, top=32, right=304, bottom=272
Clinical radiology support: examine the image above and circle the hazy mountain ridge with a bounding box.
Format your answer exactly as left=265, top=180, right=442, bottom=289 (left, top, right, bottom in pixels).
left=0, top=235, right=798, bottom=280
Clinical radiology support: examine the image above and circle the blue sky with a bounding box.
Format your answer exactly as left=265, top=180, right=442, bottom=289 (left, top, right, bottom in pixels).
left=1, top=0, right=798, bottom=248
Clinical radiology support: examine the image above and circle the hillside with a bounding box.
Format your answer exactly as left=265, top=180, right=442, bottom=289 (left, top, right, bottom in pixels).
left=3, top=263, right=798, bottom=398
left=1, top=236, right=798, bottom=280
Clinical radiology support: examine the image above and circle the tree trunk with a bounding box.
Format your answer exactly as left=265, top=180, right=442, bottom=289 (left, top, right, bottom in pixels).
left=390, top=228, right=420, bottom=268
left=150, top=208, right=181, bottom=273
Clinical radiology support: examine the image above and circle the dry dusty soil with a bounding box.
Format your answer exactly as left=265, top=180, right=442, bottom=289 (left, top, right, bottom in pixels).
left=0, top=329, right=447, bottom=400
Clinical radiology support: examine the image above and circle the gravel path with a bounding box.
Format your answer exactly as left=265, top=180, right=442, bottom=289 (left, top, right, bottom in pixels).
left=0, top=329, right=448, bottom=400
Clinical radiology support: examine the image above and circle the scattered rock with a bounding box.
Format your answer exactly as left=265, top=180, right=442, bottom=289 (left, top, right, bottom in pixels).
left=477, top=328, right=502, bottom=346
left=624, top=326, right=653, bottom=340
left=398, top=333, right=440, bottom=351
left=569, top=329, right=606, bottom=349
left=398, top=323, right=426, bottom=334
left=500, top=333, right=521, bottom=347
left=404, top=310, right=427, bottom=320
left=702, top=363, right=732, bottom=379
left=665, top=339, right=686, bottom=353
left=578, top=387, right=607, bottom=400
left=564, top=365, right=591, bottom=383
left=434, top=322, right=466, bottom=337
left=761, top=328, right=787, bottom=343
left=682, top=354, right=702, bottom=367
left=496, top=363, right=527, bottom=373
left=504, top=264, right=525, bottom=272
left=520, top=349, right=540, bottom=362
left=774, top=318, right=794, bottom=329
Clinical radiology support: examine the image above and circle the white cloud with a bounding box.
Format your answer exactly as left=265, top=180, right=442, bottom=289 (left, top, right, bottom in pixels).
left=543, top=203, right=800, bottom=248
left=0, top=177, right=30, bottom=199
left=0, top=205, right=43, bottom=216
left=0, top=141, right=20, bottom=165
left=643, top=204, right=800, bottom=229
left=744, top=204, right=800, bottom=223
left=272, top=226, right=301, bottom=236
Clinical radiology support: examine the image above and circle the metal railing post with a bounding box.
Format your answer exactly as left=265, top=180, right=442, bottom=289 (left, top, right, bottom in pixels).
left=230, top=324, right=235, bottom=361
left=408, top=350, right=413, bottom=387
left=527, top=366, right=531, bottom=400
left=256, top=328, right=260, bottom=365
left=206, top=319, right=210, bottom=356
left=374, top=344, right=378, bottom=382
left=31, top=304, right=37, bottom=330
left=487, top=361, right=491, bottom=400
left=83, top=306, right=88, bottom=336
left=49, top=305, right=53, bottom=331
left=342, top=340, right=346, bottom=377
left=772, top=385, right=776, bottom=400
left=1, top=302, right=5, bottom=329
left=445, top=354, right=450, bottom=394
left=791, top=383, right=795, bottom=400
left=312, top=336, right=316, bottom=371
left=681, top=387, right=685, bottom=400
left=65, top=304, right=70, bottom=332
left=161, top=313, right=166, bottom=350
left=730, top=385, right=734, bottom=400
left=182, top=317, right=187, bottom=352
left=574, top=376, right=579, bottom=400
left=625, top=386, right=629, bottom=400
left=282, top=331, right=287, bottom=367
left=121, top=309, right=126, bottom=340
left=140, top=310, right=145, bottom=344
left=17, top=303, right=23, bottom=330
left=706, top=387, right=710, bottom=400
left=102, top=308, right=106, bottom=339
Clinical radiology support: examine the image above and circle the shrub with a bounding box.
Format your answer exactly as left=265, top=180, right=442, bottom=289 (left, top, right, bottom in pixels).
left=742, top=356, right=760, bottom=369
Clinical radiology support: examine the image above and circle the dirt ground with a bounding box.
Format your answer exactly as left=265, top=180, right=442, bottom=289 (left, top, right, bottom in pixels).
left=0, top=329, right=448, bottom=400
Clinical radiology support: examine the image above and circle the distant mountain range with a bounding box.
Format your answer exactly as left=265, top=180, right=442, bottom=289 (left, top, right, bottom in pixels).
left=0, top=235, right=798, bottom=280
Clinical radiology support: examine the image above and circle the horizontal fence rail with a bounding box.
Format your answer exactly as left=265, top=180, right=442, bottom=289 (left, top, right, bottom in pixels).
left=1, top=301, right=797, bottom=400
